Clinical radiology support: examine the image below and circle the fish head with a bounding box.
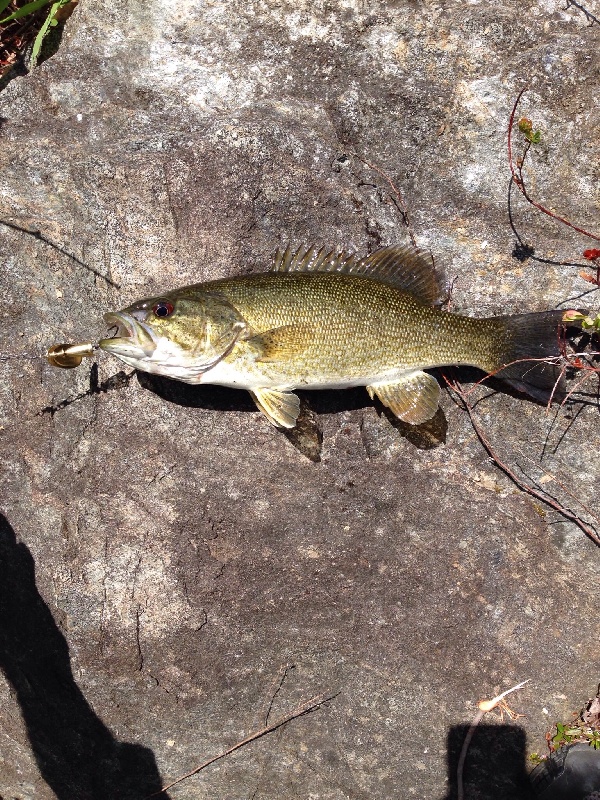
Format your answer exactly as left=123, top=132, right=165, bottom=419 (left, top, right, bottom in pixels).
left=99, top=290, right=247, bottom=382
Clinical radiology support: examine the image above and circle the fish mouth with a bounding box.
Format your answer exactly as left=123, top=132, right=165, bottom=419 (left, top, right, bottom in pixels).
left=98, top=312, right=157, bottom=359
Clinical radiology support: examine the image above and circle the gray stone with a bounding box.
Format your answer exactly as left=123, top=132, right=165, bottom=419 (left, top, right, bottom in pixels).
left=0, top=1, right=599, bottom=798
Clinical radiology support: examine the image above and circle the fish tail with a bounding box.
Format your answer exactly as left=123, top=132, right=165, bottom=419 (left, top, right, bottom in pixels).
left=489, top=310, right=567, bottom=403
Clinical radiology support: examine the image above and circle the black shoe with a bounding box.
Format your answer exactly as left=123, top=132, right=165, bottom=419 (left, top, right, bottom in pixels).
left=531, top=743, right=600, bottom=799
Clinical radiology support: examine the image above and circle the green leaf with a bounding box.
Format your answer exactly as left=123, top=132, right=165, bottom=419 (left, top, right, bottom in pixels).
left=0, top=0, right=13, bottom=16
left=0, top=0, right=51, bottom=24
left=29, top=0, right=61, bottom=67
left=518, top=117, right=533, bottom=134
left=529, top=130, right=541, bottom=144
left=580, top=314, right=600, bottom=332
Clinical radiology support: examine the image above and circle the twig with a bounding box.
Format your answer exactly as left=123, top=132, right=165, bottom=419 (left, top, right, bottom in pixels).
left=507, top=89, right=600, bottom=242
left=349, top=152, right=417, bottom=246
left=518, top=455, right=600, bottom=530
left=263, top=663, right=295, bottom=726
left=0, top=219, right=120, bottom=288
left=144, top=692, right=338, bottom=798
left=445, top=376, right=600, bottom=547
left=457, top=680, right=530, bottom=800
left=565, top=0, right=600, bottom=26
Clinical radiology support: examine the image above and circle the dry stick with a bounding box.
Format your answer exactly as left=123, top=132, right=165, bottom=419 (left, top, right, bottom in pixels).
left=350, top=152, right=417, bottom=246
left=446, top=377, right=600, bottom=547
left=507, top=87, right=600, bottom=243
left=456, top=680, right=530, bottom=800
left=565, top=0, right=600, bottom=26
left=145, top=692, right=337, bottom=798
left=518, top=454, right=600, bottom=530
left=263, top=663, right=294, bottom=726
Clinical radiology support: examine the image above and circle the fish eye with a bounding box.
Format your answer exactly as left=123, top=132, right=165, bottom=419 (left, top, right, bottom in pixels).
left=152, top=300, right=174, bottom=318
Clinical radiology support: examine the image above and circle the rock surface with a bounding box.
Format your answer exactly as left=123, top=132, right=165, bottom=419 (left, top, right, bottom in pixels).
left=0, top=1, right=599, bottom=798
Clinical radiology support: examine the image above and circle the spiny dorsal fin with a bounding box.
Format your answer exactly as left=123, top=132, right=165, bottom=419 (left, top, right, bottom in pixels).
left=272, top=244, right=359, bottom=274
left=272, top=244, right=445, bottom=306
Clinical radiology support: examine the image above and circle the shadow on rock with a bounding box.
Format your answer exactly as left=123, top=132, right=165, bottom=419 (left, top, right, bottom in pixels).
left=137, top=371, right=371, bottom=462
left=0, top=513, right=170, bottom=800
left=443, top=723, right=533, bottom=800
left=136, top=370, right=370, bottom=416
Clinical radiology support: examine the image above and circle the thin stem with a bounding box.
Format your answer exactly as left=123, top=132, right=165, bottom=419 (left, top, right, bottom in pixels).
left=144, top=692, right=337, bottom=798
left=457, top=680, right=530, bottom=800
left=445, top=376, right=600, bottom=547
left=507, top=88, right=600, bottom=242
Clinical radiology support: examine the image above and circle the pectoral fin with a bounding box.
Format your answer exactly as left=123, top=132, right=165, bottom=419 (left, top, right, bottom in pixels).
left=250, top=388, right=301, bottom=429
left=367, top=372, right=440, bottom=425
left=246, top=324, right=313, bottom=363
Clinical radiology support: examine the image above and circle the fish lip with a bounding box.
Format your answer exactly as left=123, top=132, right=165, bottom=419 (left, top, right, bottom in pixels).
left=98, top=311, right=157, bottom=357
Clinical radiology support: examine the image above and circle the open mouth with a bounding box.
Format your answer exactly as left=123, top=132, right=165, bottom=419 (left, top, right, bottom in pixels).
left=98, top=312, right=157, bottom=358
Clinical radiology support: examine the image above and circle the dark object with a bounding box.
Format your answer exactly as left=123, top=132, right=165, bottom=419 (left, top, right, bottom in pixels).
left=444, top=723, right=532, bottom=799
left=0, top=513, right=170, bottom=800
left=531, top=744, right=600, bottom=799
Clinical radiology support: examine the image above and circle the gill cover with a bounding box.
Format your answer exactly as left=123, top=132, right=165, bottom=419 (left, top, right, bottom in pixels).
left=99, top=290, right=248, bottom=382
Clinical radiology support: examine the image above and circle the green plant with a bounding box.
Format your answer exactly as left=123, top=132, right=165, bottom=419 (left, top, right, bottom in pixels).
left=550, top=721, right=600, bottom=751
left=562, top=310, right=600, bottom=333
left=0, top=0, right=76, bottom=69
left=517, top=116, right=541, bottom=144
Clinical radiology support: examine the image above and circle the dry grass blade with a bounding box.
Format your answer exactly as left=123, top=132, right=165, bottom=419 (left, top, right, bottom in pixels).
left=457, top=680, right=530, bottom=800
left=144, top=692, right=337, bottom=798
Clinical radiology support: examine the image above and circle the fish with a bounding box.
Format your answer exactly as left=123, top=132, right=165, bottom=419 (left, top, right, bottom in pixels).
left=98, top=244, right=566, bottom=429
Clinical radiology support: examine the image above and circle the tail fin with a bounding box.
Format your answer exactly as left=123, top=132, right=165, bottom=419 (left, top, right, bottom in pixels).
left=491, top=311, right=566, bottom=404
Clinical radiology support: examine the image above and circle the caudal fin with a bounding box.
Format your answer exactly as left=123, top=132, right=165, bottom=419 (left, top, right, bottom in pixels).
left=491, top=311, right=566, bottom=403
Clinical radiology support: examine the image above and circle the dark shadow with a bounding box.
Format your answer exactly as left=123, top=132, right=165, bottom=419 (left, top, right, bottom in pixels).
left=443, top=723, right=534, bottom=800
left=0, top=513, right=170, bottom=800
left=137, top=372, right=371, bottom=462
left=137, top=372, right=448, bottom=459
left=39, top=365, right=136, bottom=417
left=136, top=370, right=370, bottom=416
left=136, top=365, right=600, bottom=462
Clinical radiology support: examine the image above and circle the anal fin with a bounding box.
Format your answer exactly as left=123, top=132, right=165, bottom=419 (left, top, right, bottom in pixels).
left=367, top=371, right=440, bottom=425
left=250, top=388, right=301, bottom=429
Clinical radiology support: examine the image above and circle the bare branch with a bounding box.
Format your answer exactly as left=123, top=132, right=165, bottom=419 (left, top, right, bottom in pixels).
left=145, top=692, right=338, bottom=798
left=445, top=376, right=600, bottom=547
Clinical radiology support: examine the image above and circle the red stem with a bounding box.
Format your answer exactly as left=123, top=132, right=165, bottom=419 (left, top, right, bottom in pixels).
left=508, top=88, right=600, bottom=242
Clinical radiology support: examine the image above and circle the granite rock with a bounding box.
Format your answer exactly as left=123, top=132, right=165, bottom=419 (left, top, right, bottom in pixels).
left=0, top=1, right=599, bottom=798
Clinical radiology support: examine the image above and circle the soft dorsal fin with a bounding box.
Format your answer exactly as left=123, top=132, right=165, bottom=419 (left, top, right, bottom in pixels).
left=271, top=244, right=445, bottom=306
left=356, top=246, right=445, bottom=306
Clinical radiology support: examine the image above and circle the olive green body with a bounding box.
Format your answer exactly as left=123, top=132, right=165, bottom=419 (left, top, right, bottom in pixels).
left=98, top=244, right=565, bottom=429
left=176, top=272, right=504, bottom=389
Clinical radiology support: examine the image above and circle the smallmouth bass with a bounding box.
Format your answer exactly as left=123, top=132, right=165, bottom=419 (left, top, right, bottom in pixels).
left=99, top=244, right=565, bottom=428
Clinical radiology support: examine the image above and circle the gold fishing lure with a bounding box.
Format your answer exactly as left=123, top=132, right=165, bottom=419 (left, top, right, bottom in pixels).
left=46, top=342, right=96, bottom=368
